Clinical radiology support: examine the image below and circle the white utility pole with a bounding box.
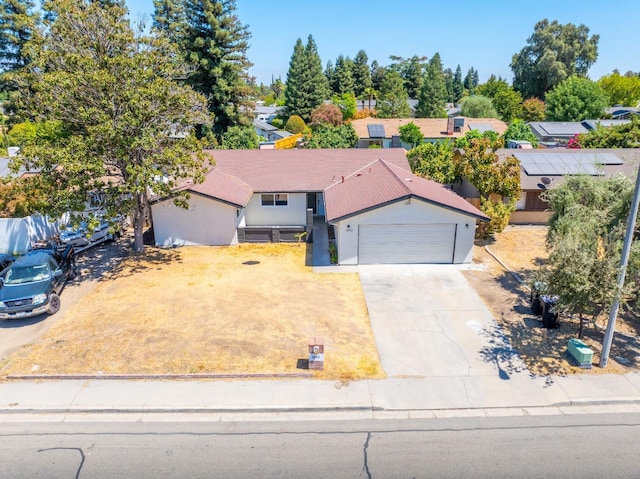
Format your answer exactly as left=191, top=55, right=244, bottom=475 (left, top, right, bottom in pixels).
left=600, top=165, right=640, bottom=368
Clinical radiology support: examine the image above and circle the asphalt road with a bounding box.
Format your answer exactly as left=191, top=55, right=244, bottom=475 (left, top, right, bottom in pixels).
left=0, top=239, right=128, bottom=359
left=1, top=413, right=639, bottom=478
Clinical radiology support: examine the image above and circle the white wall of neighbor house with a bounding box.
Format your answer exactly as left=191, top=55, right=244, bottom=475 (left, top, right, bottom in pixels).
left=151, top=194, right=239, bottom=246
left=333, top=199, right=478, bottom=265
left=244, top=192, right=307, bottom=226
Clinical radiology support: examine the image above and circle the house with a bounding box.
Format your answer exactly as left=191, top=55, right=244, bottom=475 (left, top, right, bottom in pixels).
left=606, top=106, right=640, bottom=120
left=350, top=117, right=508, bottom=148
left=494, top=148, right=640, bottom=224
left=527, top=120, right=632, bottom=146
left=527, top=122, right=589, bottom=146
left=150, top=149, right=488, bottom=264
left=252, top=119, right=293, bottom=143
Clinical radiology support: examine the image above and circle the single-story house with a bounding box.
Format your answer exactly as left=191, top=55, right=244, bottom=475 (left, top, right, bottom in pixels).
left=495, top=148, right=640, bottom=224
left=151, top=149, right=488, bottom=264
left=606, top=106, right=639, bottom=120
left=350, top=117, right=508, bottom=148
left=527, top=120, right=632, bottom=146
left=252, top=119, right=293, bottom=143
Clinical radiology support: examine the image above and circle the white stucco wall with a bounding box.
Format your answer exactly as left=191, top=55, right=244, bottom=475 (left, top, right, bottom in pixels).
left=151, top=194, right=239, bottom=246
left=333, top=199, right=478, bottom=265
left=244, top=193, right=307, bottom=226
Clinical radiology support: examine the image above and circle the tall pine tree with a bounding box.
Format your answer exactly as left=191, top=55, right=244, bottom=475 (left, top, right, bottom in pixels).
left=352, top=49, right=371, bottom=97
left=0, top=0, right=39, bottom=73
left=377, top=70, right=410, bottom=118
left=152, top=0, right=185, bottom=42
left=180, top=0, right=253, bottom=137
left=284, top=35, right=328, bottom=121
left=416, top=53, right=447, bottom=118
left=333, top=54, right=354, bottom=95
left=452, top=65, right=464, bottom=103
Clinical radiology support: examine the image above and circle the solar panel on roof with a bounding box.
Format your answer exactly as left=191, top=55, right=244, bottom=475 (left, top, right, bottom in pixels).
left=367, top=124, right=386, bottom=138
left=515, top=151, right=620, bottom=176
left=467, top=123, right=494, bottom=133
left=540, top=123, right=586, bottom=136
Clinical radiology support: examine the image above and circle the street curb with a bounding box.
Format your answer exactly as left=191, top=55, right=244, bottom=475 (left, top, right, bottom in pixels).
left=5, top=372, right=314, bottom=380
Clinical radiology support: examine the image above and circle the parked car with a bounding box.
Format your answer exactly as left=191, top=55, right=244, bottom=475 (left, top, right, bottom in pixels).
left=59, top=215, right=126, bottom=252
left=0, top=244, right=76, bottom=319
left=0, top=254, right=15, bottom=280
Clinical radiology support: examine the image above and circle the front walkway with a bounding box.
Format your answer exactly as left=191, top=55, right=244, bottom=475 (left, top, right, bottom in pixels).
left=311, top=216, right=331, bottom=267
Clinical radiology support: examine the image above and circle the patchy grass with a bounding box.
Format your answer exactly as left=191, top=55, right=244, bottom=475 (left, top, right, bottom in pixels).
left=2, top=244, right=384, bottom=380
left=463, top=226, right=640, bottom=376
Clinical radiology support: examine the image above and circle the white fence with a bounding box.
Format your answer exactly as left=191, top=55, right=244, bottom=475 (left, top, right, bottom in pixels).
left=0, top=215, right=60, bottom=254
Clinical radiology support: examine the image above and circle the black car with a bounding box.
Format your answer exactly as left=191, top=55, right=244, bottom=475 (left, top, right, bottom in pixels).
left=0, top=244, right=76, bottom=319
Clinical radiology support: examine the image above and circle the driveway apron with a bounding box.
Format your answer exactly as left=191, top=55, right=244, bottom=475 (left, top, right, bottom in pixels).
left=358, top=264, right=526, bottom=378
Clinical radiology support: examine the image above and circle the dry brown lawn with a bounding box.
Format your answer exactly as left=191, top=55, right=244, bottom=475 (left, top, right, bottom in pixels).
left=463, top=226, right=640, bottom=376
left=2, top=244, right=383, bottom=380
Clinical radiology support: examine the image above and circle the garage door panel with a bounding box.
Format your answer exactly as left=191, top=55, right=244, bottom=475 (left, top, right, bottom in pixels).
left=358, top=224, right=456, bottom=264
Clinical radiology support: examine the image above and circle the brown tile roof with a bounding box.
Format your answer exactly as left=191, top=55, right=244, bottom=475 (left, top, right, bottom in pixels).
left=188, top=168, right=253, bottom=207
left=324, top=159, right=489, bottom=222
left=350, top=117, right=508, bottom=140
left=495, top=148, right=640, bottom=191
left=202, top=148, right=411, bottom=193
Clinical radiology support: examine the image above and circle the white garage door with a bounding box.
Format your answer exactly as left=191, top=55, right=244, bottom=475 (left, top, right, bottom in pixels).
left=358, top=224, right=456, bottom=264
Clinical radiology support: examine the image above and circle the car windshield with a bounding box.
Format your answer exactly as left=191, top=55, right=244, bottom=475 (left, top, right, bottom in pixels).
left=4, top=264, right=51, bottom=284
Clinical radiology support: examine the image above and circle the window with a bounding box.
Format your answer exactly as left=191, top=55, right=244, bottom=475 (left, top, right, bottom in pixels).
left=261, top=193, right=288, bottom=206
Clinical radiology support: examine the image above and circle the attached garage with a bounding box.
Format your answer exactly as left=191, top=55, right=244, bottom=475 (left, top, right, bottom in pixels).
left=358, top=224, right=456, bottom=264
left=324, top=159, right=489, bottom=265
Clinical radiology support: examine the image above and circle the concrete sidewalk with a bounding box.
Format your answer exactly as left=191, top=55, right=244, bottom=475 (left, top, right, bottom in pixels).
left=1, top=372, right=639, bottom=416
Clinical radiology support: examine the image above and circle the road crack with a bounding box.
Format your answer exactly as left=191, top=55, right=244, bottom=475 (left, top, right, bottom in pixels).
left=362, top=432, right=372, bottom=478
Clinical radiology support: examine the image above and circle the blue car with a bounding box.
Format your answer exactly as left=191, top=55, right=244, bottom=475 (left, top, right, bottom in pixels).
left=0, top=244, right=76, bottom=319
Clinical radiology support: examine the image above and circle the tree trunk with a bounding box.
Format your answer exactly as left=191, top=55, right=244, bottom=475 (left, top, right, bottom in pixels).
left=132, top=192, right=146, bottom=253
left=578, top=312, right=584, bottom=339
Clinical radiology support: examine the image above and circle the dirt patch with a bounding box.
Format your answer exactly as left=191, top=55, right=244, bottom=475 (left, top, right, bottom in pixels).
left=463, top=225, right=640, bottom=376
left=1, top=243, right=383, bottom=380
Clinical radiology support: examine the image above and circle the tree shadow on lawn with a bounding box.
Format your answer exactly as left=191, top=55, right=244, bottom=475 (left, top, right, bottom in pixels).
left=74, top=238, right=183, bottom=283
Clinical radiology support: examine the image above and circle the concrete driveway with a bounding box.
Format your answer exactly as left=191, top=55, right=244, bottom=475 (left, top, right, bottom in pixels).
left=358, top=264, right=527, bottom=379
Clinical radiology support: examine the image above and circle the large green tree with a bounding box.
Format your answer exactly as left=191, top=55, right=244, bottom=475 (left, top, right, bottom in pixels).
left=390, top=54, right=426, bottom=98
left=459, top=95, right=499, bottom=118
left=511, top=19, right=599, bottom=99
left=476, top=75, right=523, bottom=123
left=219, top=125, right=259, bottom=149
left=522, top=97, right=546, bottom=122
left=545, top=76, right=608, bottom=121
left=398, top=122, right=424, bottom=148
left=8, top=0, right=210, bottom=252
left=284, top=35, right=329, bottom=121
left=415, top=53, right=447, bottom=118
left=452, top=65, right=464, bottom=103
left=376, top=69, right=410, bottom=118
left=598, top=72, right=640, bottom=107
left=539, top=175, right=640, bottom=333
left=501, top=119, right=539, bottom=147
left=179, top=0, right=253, bottom=137
left=407, top=141, right=455, bottom=184
left=303, top=124, right=357, bottom=148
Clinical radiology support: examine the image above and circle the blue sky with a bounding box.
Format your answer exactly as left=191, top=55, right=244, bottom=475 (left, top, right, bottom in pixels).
left=126, top=0, right=639, bottom=86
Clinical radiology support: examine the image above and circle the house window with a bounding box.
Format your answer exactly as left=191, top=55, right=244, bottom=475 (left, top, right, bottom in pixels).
left=261, top=193, right=288, bottom=206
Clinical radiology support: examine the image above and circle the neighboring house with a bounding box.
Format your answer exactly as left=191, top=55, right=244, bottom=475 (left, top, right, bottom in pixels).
left=350, top=117, right=508, bottom=148
left=527, top=120, right=632, bottom=146
left=151, top=149, right=488, bottom=264
left=606, top=106, right=640, bottom=120
left=492, top=148, right=640, bottom=224
left=254, top=103, right=282, bottom=123
left=253, top=119, right=292, bottom=143
left=527, top=122, right=589, bottom=146
left=581, top=119, right=631, bottom=130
